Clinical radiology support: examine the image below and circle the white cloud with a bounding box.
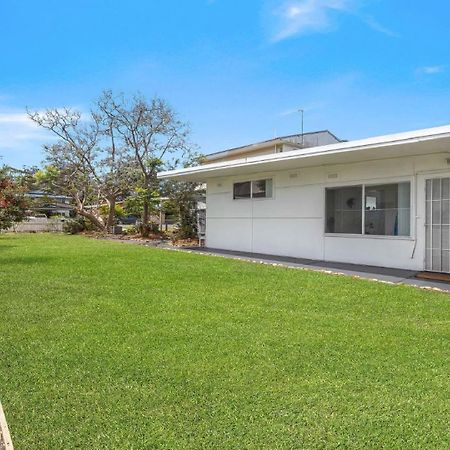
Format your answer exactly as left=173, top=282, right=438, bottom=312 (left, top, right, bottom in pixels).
left=271, top=0, right=352, bottom=41
left=0, top=106, right=92, bottom=166
left=417, top=65, right=446, bottom=75
left=0, top=110, right=52, bottom=156
left=269, top=0, right=397, bottom=42
left=362, top=15, right=399, bottom=38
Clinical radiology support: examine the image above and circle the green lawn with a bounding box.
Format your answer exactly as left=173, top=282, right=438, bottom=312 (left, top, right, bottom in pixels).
left=0, top=234, right=449, bottom=449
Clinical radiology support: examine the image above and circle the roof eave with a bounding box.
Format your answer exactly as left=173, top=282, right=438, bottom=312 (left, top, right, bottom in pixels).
left=158, top=125, right=450, bottom=181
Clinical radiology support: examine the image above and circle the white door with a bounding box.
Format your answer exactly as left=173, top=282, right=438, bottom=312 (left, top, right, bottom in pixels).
left=425, top=178, right=450, bottom=272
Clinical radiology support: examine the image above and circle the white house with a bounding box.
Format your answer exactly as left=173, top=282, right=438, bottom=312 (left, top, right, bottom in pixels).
left=158, top=125, right=450, bottom=273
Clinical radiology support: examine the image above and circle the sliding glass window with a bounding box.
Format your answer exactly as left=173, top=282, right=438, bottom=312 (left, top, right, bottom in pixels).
left=364, top=182, right=410, bottom=236
left=326, top=182, right=411, bottom=236
left=325, top=185, right=363, bottom=234
left=233, top=181, right=251, bottom=199
left=233, top=179, right=273, bottom=200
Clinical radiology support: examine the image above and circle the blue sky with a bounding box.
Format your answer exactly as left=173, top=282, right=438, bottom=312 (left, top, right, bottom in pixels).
left=0, top=0, right=449, bottom=167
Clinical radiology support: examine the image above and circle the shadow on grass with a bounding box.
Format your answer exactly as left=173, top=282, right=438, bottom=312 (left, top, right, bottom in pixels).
left=0, top=245, right=17, bottom=251
left=0, top=256, right=54, bottom=266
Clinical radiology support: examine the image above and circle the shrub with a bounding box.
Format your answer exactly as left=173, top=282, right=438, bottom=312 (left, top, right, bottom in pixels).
left=63, top=217, right=95, bottom=234
left=138, top=222, right=159, bottom=235
left=123, top=225, right=138, bottom=235
left=98, top=204, right=125, bottom=224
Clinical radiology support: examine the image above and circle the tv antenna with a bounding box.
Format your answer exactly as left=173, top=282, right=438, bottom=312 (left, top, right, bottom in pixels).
left=298, top=109, right=304, bottom=147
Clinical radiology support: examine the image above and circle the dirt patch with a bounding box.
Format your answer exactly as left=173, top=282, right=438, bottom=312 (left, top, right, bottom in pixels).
left=96, top=233, right=200, bottom=248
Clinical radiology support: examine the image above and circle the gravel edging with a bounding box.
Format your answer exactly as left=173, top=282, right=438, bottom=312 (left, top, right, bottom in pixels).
left=97, top=236, right=450, bottom=293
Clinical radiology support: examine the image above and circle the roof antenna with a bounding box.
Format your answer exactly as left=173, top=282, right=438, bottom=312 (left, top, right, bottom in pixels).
left=298, top=109, right=304, bottom=147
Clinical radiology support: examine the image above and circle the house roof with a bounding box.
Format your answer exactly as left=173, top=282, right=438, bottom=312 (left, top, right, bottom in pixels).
left=204, top=130, right=342, bottom=162
left=158, top=125, right=450, bottom=181
left=27, top=191, right=72, bottom=200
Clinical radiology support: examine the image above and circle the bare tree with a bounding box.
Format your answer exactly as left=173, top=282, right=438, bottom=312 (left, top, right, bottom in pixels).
left=96, top=91, right=192, bottom=237
left=29, top=107, right=135, bottom=230
left=93, top=107, right=136, bottom=228
left=28, top=108, right=106, bottom=230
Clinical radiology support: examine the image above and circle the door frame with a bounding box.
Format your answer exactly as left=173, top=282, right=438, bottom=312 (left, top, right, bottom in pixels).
left=420, top=171, right=450, bottom=273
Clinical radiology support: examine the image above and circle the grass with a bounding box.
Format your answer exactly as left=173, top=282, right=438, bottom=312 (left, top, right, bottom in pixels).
left=0, top=233, right=449, bottom=449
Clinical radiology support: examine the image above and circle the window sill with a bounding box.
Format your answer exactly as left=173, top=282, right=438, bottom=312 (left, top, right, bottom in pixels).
left=324, top=233, right=414, bottom=241
left=233, top=197, right=274, bottom=201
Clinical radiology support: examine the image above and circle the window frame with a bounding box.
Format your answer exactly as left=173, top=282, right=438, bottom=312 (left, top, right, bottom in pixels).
left=232, top=178, right=274, bottom=200
left=233, top=181, right=251, bottom=200
left=325, top=184, right=363, bottom=235
left=324, top=180, right=413, bottom=239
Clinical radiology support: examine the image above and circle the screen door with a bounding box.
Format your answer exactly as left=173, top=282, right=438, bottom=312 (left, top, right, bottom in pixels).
left=425, top=178, right=450, bottom=272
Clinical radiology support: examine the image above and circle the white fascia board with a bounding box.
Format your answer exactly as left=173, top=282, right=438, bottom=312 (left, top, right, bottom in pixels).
left=158, top=125, right=450, bottom=180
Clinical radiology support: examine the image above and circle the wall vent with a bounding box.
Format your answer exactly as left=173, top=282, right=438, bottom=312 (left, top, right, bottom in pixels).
left=327, top=173, right=338, bottom=180
left=289, top=173, right=299, bottom=179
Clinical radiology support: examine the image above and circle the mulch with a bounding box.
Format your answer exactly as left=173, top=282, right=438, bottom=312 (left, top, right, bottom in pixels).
left=96, top=233, right=200, bottom=248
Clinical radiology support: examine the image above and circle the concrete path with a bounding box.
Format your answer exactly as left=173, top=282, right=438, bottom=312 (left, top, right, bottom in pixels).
left=182, top=247, right=450, bottom=293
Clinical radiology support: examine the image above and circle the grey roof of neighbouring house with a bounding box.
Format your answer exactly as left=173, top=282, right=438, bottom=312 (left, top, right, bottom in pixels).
left=204, top=130, right=343, bottom=162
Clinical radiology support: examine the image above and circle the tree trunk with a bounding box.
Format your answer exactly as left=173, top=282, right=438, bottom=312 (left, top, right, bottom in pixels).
left=141, top=175, right=151, bottom=238
left=106, top=196, right=116, bottom=230
left=76, top=209, right=106, bottom=231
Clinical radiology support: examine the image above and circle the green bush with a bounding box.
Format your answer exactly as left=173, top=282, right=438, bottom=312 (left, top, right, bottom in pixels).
left=98, top=204, right=125, bottom=224
left=138, top=222, right=159, bottom=235
left=123, top=225, right=138, bottom=235
left=63, top=217, right=93, bottom=234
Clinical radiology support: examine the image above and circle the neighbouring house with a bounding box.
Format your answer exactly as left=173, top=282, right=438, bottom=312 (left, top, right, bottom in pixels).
left=203, top=130, right=342, bottom=164
left=158, top=125, right=450, bottom=273
left=26, top=191, right=73, bottom=218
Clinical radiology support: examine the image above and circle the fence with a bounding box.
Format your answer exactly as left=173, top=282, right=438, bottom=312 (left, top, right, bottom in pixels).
left=10, top=218, right=65, bottom=233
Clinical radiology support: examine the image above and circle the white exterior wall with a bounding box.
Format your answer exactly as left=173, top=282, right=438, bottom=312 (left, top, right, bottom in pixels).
left=205, top=153, right=450, bottom=270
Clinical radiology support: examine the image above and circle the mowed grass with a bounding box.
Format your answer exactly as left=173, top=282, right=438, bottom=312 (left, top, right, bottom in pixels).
left=0, top=234, right=449, bottom=449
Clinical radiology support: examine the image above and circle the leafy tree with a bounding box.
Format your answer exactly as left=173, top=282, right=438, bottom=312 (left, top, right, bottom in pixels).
left=34, top=153, right=105, bottom=230
left=124, top=188, right=158, bottom=217
left=99, top=203, right=125, bottom=224
left=0, top=166, right=28, bottom=231
left=161, top=154, right=205, bottom=239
